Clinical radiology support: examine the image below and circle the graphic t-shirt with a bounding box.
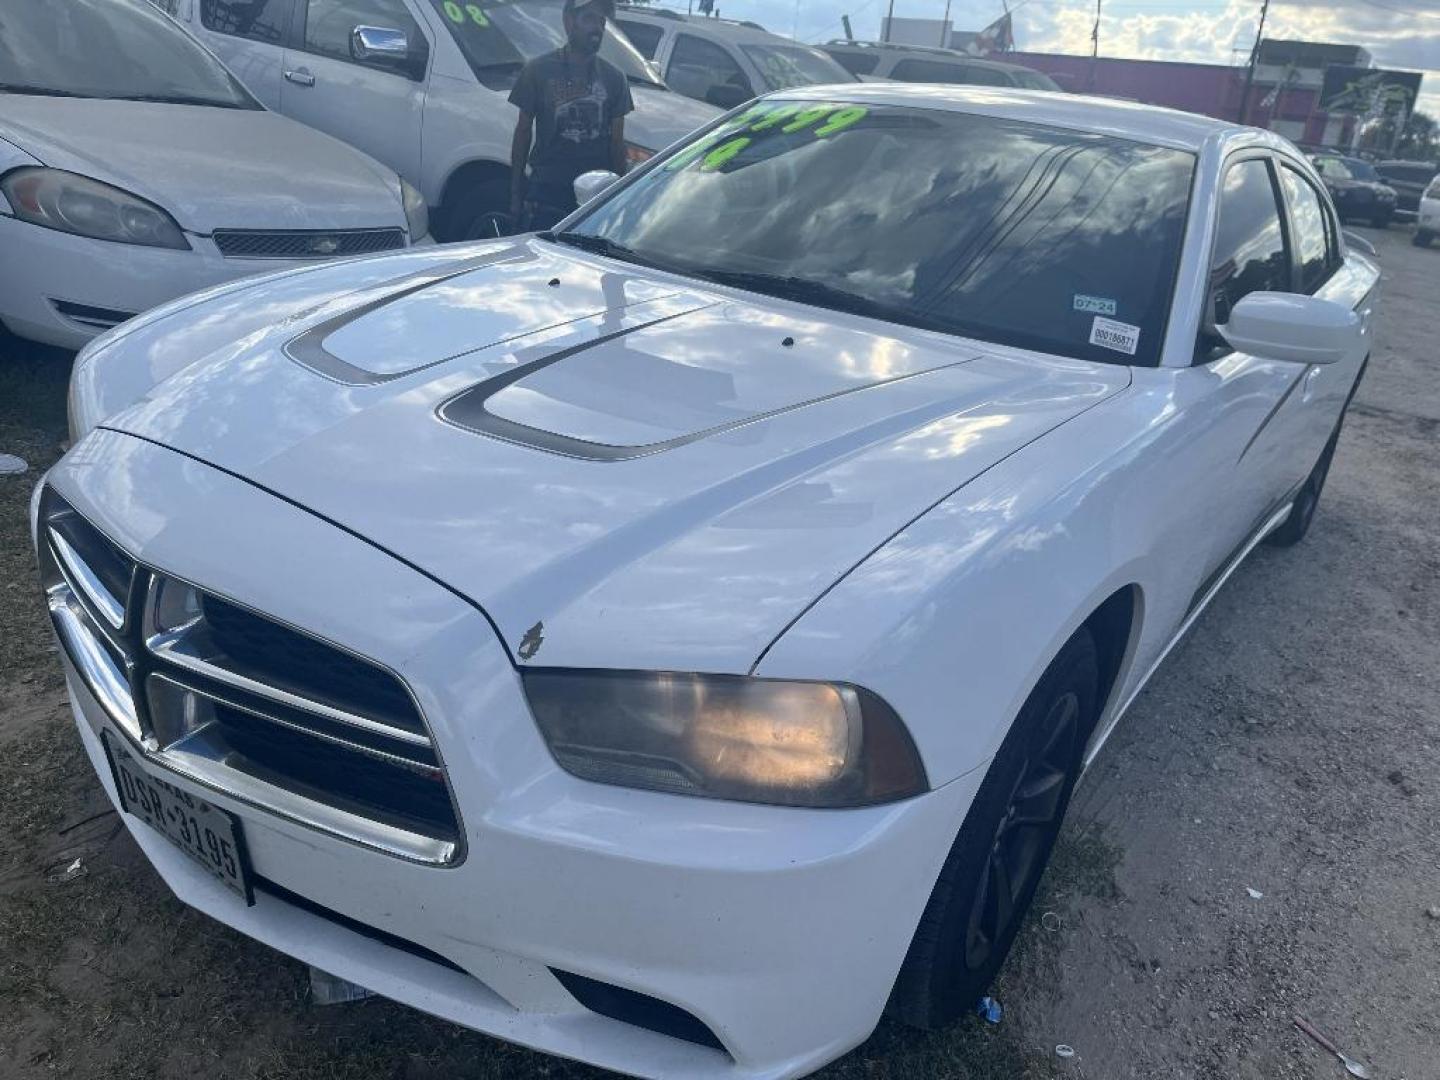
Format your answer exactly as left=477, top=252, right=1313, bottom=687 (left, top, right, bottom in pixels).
left=508, top=48, right=635, bottom=186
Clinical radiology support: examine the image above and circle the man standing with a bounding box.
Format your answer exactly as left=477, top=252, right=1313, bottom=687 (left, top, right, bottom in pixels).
left=508, top=0, right=633, bottom=231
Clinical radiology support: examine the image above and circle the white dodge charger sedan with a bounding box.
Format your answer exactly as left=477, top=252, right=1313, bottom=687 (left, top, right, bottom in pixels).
left=0, top=0, right=428, bottom=350
left=38, top=86, right=1375, bottom=1079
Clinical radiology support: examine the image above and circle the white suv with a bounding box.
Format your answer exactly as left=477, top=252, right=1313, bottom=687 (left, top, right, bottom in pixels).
left=824, top=40, right=1062, bottom=91
left=161, top=0, right=719, bottom=239
left=614, top=8, right=856, bottom=110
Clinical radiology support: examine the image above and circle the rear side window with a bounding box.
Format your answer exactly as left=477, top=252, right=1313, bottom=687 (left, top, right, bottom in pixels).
left=829, top=49, right=879, bottom=76
left=302, top=0, right=426, bottom=73
left=616, top=20, right=663, bottom=60
left=1380, top=162, right=1436, bottom=184
left=1280, top=166, right=1340, bottom=293
left=666, top=33, right=751, bottom=102
left=201, top=0, right=293, bottom=44
left=890, top=58, right=1008, bottom=86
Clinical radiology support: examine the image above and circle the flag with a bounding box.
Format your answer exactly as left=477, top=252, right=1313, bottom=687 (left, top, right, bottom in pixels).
left=971, top=12, right=1014, bottom=56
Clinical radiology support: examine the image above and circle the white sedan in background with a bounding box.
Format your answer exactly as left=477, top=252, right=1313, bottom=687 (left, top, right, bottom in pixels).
left=43, top=87, right=1375, bottom=1079
left=0, top=0, right=428, bottom=350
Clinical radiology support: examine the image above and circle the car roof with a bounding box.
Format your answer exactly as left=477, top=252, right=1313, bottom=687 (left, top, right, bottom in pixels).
left=825, top=40, right=1013, bottom=65
left=772, top=82, right=1269, bottom=153
left=614, top=9, right=796, bottom=45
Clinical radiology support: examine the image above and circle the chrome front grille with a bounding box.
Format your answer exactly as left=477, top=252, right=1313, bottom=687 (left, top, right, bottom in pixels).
left=38, top=488, right=460, bottom=865
left=211, top=228, right=406, bottom=260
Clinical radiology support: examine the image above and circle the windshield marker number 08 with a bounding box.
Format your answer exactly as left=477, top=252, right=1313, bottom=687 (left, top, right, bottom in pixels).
left=443, top=1, right=489, bottom=26
left=665, top=103, right=869, bottom=173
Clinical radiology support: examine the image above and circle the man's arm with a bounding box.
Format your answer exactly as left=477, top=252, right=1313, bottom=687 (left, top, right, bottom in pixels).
left=609, top=116, right=626, bottom=176
left=510, top=110, right=534, bottom=219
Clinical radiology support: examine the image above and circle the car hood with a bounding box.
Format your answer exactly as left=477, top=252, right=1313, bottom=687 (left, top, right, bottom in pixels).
left=626, top=84, right=722, bottom=152
left=0, top=96, right=404, bottom=232
left=98, top=238, right=1129, bottom=672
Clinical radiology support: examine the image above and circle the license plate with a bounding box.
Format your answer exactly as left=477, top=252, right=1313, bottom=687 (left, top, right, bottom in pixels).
left=103, top=732, right=253, bottom=904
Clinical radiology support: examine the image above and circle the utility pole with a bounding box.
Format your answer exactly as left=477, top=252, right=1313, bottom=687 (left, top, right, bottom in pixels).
left=941, top=0, right=953, bottom=46
left=842, top=14, right=854, bottom=41
left=1087, top=0, right=1101, bottom=90
left=883, top=0, right=895, bottom=42
left=1236, top=0, right=1270, bottom=125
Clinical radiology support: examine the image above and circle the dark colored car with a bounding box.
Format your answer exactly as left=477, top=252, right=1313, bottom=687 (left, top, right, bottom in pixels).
left=1310, top=155, right=1398, bottom=227
left=1375, top=160, right=1440, bottom=213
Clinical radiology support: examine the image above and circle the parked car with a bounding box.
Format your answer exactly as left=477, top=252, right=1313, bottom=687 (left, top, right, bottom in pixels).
left=47, top=86, right=1374, bottom=1080
left=0, top=0, right=429, bottom=350
left=613, top=7, right=856, bottom=110
left=1309, top=154, right=1397, bottom=227
left=824, top=40, right=1062, bottom=90
left=164, top=0, right=718, bottom=240
left=1374, top=159, right=1439, bottom=213
left=1414, top=174, right=1440, bottom=246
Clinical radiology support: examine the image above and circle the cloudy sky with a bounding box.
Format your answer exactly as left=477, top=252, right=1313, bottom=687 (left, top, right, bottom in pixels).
left=656, top=0, right=1440, bottom=116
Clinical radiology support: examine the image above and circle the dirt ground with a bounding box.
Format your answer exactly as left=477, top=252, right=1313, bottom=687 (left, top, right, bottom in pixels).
left=1, top=223, right=1436, bottom=1080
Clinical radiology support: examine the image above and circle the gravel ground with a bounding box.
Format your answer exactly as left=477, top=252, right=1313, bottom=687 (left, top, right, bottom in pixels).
left=0, top=224, right=1435, bottom=1080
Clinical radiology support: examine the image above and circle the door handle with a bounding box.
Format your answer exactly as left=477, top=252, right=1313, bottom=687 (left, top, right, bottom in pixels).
left=284, top=68, right=315, bottom=87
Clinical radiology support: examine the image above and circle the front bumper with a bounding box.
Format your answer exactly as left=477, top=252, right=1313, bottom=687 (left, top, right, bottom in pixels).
left=1418, top=197, right=1440, bottom=234
left=0, top=215, right=424, bottom=350
left=40, top=431, right=980, bottom=1080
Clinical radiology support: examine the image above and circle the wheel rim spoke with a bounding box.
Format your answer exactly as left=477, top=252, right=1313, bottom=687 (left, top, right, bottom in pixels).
left=962, top=687, right=1083, bottom=973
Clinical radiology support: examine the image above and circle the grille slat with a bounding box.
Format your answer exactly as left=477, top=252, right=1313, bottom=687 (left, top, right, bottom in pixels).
left=38, top=488, right=459, bottom=865
left=212, top=228, right=406, bottom=259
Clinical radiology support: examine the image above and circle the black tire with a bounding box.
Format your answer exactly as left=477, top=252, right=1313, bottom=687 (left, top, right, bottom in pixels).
left=1371, top=212, right=1391, bottom=229
left=1414, top=230, right=1434, bottom=248
left=888, top=630, right=1099, bottom=1029
left=445, top=178, right=514, bottom=242
left=1265, top=425, right=1341, bottom=547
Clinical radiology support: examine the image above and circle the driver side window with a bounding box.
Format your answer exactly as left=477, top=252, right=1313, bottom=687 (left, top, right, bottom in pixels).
left=666, top=34, right=751, bottom=106
left=1199, top=157, right=1290, bottom=361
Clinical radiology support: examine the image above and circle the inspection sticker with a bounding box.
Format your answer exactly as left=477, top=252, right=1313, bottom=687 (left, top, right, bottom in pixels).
left=1073, top=294, right=1117, bottom=316
left=1089, top=316, right=1140, bottom=356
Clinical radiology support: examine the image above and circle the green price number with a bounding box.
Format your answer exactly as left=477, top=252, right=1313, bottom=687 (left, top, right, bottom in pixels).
left=444, top=1, right=489, bottom=25
left=663, top=103, right=870, bottom=173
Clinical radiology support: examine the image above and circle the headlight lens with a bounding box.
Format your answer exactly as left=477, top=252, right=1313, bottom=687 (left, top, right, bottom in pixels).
left=1, top=168, right=188, bottom=249
left=524, top=669, right=928, bottom=808
left=400, top=177, right=428, bottom=241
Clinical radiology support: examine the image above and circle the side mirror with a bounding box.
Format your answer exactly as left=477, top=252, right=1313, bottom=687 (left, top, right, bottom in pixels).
left=351, top=25, right=410, bottom=62
left=705, top=84, right=752, bottom=110
left=1218, top=292, right=1363, bottom=366
left=573, top=169, right=620, bottom=206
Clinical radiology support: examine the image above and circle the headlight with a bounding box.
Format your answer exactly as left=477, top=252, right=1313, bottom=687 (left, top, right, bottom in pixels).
left=524, top=669, right=928, bottom=808
left=624, top=143, right=655, bottom=172
left=0, top=168, right=188, bottom=249
left=400, top=177, right=428, bottom=241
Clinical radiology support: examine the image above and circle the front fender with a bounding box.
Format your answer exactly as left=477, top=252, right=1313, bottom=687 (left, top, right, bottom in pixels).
left=756, top=382, right=1199, bottom=788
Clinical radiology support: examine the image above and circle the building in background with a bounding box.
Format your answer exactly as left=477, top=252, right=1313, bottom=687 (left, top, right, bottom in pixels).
left=998, top=39, right=1422, bottom=153
left=879, top=15, right=975, bottom=51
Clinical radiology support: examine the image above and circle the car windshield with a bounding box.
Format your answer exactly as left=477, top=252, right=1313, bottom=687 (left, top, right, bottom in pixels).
left=1014, top=69, right=1062, bottom=92
left=1313, top=157, right=1356, bottom=181
left=1343, top=158, right=1381, bottom=182
left=427, top=0, right=663, bottom=88
left=741, top=44, right=856, bottom=91
left=0, top=0, right=258, bottom=108
left=563, top=101, right=1195, bottom=367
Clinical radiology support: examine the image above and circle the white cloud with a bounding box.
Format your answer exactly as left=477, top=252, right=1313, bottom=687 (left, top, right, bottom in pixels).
left=678, top=0, right=1440, bottom=117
